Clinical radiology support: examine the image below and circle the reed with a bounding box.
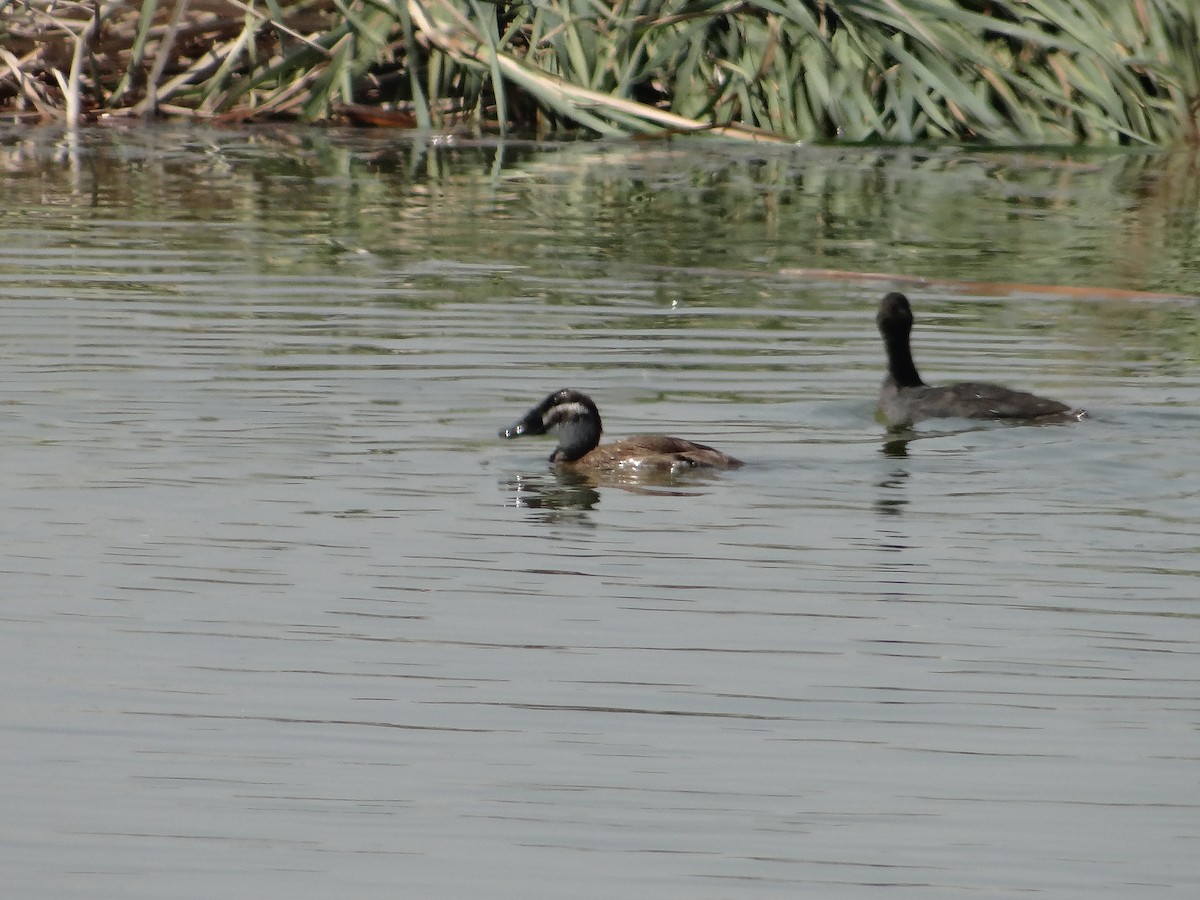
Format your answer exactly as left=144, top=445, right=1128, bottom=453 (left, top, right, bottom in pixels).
left=1, top=0, right=1197, bottom=144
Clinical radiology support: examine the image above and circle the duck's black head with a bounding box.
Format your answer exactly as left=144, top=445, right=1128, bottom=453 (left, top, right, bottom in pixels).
left=876, top=292, right=924, bottom=389
left=876, top=292, right=914, bottom=338
left=499, top=389, right=603, bottom=462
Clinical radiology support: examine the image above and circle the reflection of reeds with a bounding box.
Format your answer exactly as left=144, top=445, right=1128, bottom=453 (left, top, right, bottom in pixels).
left=2, top=1, right=1198, bottom=144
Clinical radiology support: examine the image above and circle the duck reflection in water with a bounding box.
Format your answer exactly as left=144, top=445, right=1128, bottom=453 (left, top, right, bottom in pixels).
left=502, top=470, right=601, bottom=517
left=871, top=435, right=911, bottom=520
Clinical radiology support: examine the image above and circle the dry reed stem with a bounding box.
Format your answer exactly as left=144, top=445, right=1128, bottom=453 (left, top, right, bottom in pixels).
left=409, top=0, right=790, bottom=141
left=138, top=0, right=191, bottom=116
left=220, top=0, right=333, bottom=55
left=0, top=1, right=1195, bottom=141
left=0, top=46, right=55, bottom=116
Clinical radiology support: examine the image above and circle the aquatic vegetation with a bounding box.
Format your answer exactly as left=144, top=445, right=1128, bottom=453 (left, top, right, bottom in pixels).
left=2, top=1, right=1198, bottom=145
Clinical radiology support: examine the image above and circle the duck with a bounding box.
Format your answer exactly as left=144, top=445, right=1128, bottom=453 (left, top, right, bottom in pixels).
left=499, top=389, right=743, bottom=473
left=876, top=292, right=1083, bottom=428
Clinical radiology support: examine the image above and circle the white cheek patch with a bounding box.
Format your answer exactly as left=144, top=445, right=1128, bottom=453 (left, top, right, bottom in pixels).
left=545, top=401, right=589, bottom=428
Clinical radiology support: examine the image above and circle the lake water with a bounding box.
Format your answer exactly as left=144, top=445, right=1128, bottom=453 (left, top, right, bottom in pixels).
left=1, top=126, right=1198, bottom=899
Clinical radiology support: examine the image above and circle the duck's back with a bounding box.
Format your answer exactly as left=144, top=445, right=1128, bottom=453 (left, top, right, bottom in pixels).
left=880, top=376, right=1076, bottom=427
left=573, top=435, right=743, bottom=472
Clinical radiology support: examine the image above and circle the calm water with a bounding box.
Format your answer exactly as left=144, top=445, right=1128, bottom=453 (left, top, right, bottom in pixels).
left=2, top=126, right=1199, bottom=899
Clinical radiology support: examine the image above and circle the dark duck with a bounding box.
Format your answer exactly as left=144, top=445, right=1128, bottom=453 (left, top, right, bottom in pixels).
left=876, top=292, right=1083, bottom=428
left=500, top=389, right=742, bottom=473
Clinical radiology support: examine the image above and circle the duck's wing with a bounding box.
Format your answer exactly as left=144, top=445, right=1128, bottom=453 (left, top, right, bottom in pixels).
left=938, top=381, right=1076, bottom=420
left=882, top=380, right=1079, bottom=426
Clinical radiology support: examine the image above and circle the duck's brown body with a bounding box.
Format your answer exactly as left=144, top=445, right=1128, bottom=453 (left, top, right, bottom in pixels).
left=561, top=434, right=742, bottom=473
left=500, top=390, right=742, bottom=473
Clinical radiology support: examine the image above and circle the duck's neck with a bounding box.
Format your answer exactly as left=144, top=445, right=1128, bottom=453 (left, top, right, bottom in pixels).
left=550, top=416, right=602, bottom=462
left=884, top=329, right=925, bottom=388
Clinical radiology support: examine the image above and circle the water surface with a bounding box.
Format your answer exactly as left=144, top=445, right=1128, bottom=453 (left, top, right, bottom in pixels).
left=1, top=127, right=1199, bottom=899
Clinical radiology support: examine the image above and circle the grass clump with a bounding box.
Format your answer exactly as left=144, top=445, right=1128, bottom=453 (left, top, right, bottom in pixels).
left=2, top=0, right=1198, bottom=145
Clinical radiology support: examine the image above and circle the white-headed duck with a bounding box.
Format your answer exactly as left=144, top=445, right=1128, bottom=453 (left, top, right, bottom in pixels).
left=500, top=389, right=742, bottom=473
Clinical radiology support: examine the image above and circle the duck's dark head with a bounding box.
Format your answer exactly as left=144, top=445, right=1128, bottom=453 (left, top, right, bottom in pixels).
left=876, top=292, right=914, bottom=339
left=876, top=292, right=924, bottom=388
left=499, top=389, right=603, bottom=462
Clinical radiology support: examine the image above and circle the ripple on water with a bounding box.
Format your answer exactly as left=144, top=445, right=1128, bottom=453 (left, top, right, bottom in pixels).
left=1, top=129, right=1198, bottom=899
